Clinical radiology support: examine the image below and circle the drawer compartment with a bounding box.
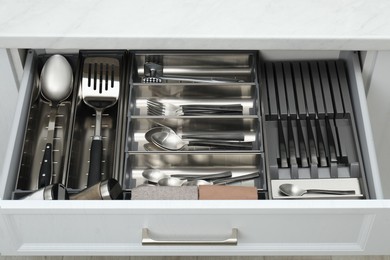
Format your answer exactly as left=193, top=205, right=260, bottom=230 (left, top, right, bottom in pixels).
left=12, top=53, right=79, bottom=198
left=67, top=50, right=127, bottom=190
left=124, top=51, right=264, bottom=194
left=260, top=57, right=369, bottom=199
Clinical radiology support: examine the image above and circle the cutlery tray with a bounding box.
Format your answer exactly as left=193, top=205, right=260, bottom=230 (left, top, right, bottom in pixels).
left=12, top=53, right=79, bottom=198
left=124, top=51, right=266, bottom=195
left=10, top=50, right=370, bottom=200
left=261, top=59, right=369, bottom=199
left=12, top=50, right=128, bottom=199
left=66, top=50, right=127, bottom=190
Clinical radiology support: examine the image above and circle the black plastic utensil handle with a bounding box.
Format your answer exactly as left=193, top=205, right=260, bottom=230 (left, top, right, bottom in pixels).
left=87, top=139, right=103, bottom=187
left=188, top=141, right=253, bottom=150
left=38, top=143, right=52, bottom=188
left=182, top=133, right=245, bottom=141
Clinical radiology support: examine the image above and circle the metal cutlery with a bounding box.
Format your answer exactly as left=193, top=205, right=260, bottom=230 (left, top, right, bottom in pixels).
left=81, top=57, right=120, bottom=187
left=145, top=126, right=245, bottom=143
left=150, top=131, right=253, bottom=151
left=38, top=55, right=73, bottom=188
left=142, top=61, right=244, bottom=83
left=146, top=99, right=243, bottom=116
left=279, top=183, right=355, bottom=196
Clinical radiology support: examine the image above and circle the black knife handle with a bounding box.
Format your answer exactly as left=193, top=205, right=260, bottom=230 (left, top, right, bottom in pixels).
left=38, top=143, right=52, bottom=188
left=87, top=139, right=103, bottom=187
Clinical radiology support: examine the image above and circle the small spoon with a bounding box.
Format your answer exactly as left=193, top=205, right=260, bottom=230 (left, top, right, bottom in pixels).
left=151, top=131, right=253, bottom=151
left=279, top=183, right=356, bottom=196
left=38, top=55, right=73, bottom=188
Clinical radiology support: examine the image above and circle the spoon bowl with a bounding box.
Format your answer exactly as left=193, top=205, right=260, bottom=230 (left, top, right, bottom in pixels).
left=41, top=55, right=73, bottom=105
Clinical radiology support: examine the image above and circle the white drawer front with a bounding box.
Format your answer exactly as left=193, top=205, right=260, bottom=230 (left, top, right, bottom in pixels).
left=1, top=201, right=390, bottom=255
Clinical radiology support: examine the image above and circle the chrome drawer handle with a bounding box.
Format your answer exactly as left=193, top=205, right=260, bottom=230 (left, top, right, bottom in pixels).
left=142, top=228, right=238, bottom=246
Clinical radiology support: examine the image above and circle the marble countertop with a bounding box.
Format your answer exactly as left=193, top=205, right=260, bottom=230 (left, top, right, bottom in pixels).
left=1, top=0, right=390, bottom=50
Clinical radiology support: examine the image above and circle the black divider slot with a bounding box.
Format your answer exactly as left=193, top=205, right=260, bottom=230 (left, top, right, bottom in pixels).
left=283, top=62, right=297, bottom=117
left=265, top=62, right=278, bottom=119
left=291, top=62, right=307, bottom=118
left=274, top=62, right=288, bottom=118
left=336, top=60, right=354, bottom=115
left=318, top=61, right=334, bottom=117
left=309, top=61, right=326, bottom=117
left=327, top=61, right=345, bottom=118
left=300, top=62, right=316, bottom=117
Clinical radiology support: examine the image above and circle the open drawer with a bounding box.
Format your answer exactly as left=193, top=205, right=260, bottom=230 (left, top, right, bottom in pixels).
left=1, top=50, right=390, bottom=256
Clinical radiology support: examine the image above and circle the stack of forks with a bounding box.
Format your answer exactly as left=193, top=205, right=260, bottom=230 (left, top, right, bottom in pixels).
left=146, top=99, right=243, bottom=116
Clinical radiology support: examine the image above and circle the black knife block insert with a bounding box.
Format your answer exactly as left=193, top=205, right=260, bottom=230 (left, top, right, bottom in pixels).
left=262, top=60, right=364, bottom=182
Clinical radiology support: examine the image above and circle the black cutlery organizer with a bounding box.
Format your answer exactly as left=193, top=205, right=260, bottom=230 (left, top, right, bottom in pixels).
left=12, top=52, right=80, bottom=198
left=66, top=50, right=128, bottom=190
left=261, top=59, right=369, bottom=197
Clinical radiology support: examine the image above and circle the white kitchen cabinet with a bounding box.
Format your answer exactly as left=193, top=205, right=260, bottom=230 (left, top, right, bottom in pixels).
left=1, top=49, right=390, bottom=256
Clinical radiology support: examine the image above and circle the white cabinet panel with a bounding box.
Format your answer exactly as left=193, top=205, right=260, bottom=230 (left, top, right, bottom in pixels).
left=1, top=201, right=390, bottom=255
left=367, top=51, right=390, bottom=199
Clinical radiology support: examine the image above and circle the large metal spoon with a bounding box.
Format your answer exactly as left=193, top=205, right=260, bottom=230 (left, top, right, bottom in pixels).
left=151, top=131, right=253, bottom=151
left=279, top=183, right=356, bottom=196
left=38, top=55, right=73, bottom=188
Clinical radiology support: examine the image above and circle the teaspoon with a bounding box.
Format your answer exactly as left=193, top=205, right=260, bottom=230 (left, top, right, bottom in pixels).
left=279, top=183, right=356, bottom=196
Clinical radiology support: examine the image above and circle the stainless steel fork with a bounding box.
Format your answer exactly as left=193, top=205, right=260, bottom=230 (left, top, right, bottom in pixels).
left=82, top=57, right=120, bottom=187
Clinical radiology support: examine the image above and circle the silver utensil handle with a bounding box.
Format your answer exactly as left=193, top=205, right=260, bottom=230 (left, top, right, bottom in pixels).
left=213, top=172, right=260, bottom=185
left=142, top=228, right=238, bottom=246
left=306, top=189, right=356, bottom=195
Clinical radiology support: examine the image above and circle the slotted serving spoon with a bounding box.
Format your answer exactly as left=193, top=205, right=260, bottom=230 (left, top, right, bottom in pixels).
left=82, top=57, right=120, bottom=187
